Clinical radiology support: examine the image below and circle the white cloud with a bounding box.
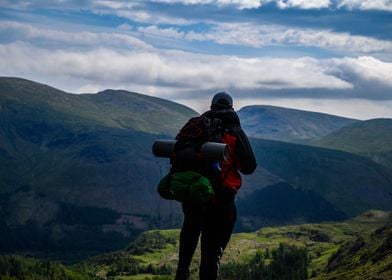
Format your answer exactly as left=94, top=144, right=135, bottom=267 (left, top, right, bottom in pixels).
left=147, top=0, right=392, bottom=11
left=0, top=40, right=375, bottom=95
left=216, top=0, right=263, bottom=9
left=275, top=0, right=331, bottom=9
left=0, top=0, right=31, bottom=9
left=114, top=9, right=194, bottom=25
left=0, top=21, right=152, bottom=50
left=1, top=0, right=392, bottom=12
left=337, top=0, right=392, bottom=12
left=138, top=22, right=392, bottom=53
left=150, top=0, right=263, bottom=9
left=138, top=25, right=186, bottom=40
left=92, top=0, right=138, bottom=9
left=169, top=0, right=392, bottom=11
left=1, top=40, right=391, bottom=119
left=1, top=21, right=391, bottom=100
left=324, top=56, right=392, bottom=88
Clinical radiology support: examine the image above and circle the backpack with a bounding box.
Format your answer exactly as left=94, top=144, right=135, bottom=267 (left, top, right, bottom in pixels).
left=175, top=116, right=223, bottom=146
left=157, top=115, right=223, bottom=203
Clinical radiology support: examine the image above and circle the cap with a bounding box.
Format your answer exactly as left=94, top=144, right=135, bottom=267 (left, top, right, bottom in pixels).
left=210, top=91, right=233, bottom=110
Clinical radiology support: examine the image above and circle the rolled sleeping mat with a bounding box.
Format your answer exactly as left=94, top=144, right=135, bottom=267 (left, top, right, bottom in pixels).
left=152, top=140, right=176, bottom=158
left=199, top=142, right=229, bottom=161
left=152, top=140, right=228, bottom=161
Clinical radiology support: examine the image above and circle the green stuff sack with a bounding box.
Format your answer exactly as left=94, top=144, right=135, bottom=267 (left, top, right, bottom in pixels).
left=157, top=171, right=214, bottom=204
left=171, top=171, right=214, bottom=203
left=188, top=173, right=214, bottom=204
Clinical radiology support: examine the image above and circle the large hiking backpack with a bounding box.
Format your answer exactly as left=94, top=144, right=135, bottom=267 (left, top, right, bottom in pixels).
left=157, top=115, right=223, bottom=204
left=175, top=116, right=223, bottom=152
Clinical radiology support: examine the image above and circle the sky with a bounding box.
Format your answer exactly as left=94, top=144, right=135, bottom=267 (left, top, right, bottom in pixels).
left=0, top=0, right=391, bottom=119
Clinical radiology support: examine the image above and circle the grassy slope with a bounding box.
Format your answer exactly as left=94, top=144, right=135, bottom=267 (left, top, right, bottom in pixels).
left=85, top=210, right=392, bottom=279
left=238, top=105, right=357, bottom=142
left=0, top=255, right=97, bottom=279
left=311, top=119, right=392, bottom=170
left=318, top=220, right=392, bottom=279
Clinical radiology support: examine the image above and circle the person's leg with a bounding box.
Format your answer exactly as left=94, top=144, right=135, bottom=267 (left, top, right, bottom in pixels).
left=199, top=197, right=237, bottom=280
left=199, top=220, right=221, bottom=280
left=175, top=203, right=202, bottom=280
left=220, top=199, right=237, bottom=252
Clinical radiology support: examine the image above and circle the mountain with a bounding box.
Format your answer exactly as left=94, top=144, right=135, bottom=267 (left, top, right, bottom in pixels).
left=1, top=77, right=392, bottom=258
left=311, top=119, right=392, bottom=170
left=238, top=105, right=358, bottom=142
left=0, top=77, right=196, bottom=136
left=248, top=138, right=392, bottom=218
left=0, top=77, right=197, bottom=257
left=84, top=210, right=392, bottom=279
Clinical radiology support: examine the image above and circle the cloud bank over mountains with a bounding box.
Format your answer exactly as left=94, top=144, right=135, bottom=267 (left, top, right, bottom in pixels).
left=0, top=0, right=391, bottom=118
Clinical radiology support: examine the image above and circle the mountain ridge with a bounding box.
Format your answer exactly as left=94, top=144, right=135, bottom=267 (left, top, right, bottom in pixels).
left=0, top=77, right=198, bottom=135
left=238, top=104, right=358, bottom=142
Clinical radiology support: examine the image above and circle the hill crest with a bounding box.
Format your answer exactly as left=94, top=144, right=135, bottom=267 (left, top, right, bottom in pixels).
left=238, top=104, right=358, bottom=142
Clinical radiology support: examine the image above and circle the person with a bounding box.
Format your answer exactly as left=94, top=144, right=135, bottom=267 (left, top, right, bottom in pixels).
left=173, top=91, right=257, bottom=280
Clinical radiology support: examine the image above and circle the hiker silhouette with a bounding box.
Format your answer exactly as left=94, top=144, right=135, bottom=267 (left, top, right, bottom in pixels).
left=173, top=92, right=257, bottom=280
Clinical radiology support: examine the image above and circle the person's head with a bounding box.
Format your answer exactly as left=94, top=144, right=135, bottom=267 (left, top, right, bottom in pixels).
left=210, top=91, right=233, bottom=111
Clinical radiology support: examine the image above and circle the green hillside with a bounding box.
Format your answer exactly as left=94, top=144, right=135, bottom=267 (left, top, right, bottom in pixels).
left=0, top=255, right=97, bottom=279
left=84, top=210, right=392, bottom=279
left=238, top=105, right=357, bottom=142
left=319, top=218, right=392, bottom=279
left=311, top=119, right=392, bottom=170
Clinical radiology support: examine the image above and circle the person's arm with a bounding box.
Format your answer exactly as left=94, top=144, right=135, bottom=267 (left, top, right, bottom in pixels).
left=232, top=126, right=257, bottom=175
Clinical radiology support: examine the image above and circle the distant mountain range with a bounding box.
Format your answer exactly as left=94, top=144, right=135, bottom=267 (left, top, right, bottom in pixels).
left=1, top=77, right=392, bottom=257
left=238, top=105, right=358, bottom=142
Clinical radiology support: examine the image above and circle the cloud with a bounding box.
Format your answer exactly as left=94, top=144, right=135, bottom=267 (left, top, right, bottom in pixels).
left=138, top=25, right=186, bottom=40
left=0, top=21, right=152, bottom=50
left=1, top=0, right=392, bottom=12
left=138, top=23, right=392, bottom=53
left=324, top=56, right=392, bottom=88
left=92, top=0, right=139, bottom=9
left=112, top=9, right=195, bottom=25
left=337, top=0, right=392, bottom=12
left=2, top=40, right=391, bottom=99
left=144, top=0, right=331, bottom=10
left=150, top=0, right=263, bottom=9
left=146, top=0, right=392, bottom=11
left=274, top=0, right=331, bottom=9
left=272, top=0, right=392, bottom=11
